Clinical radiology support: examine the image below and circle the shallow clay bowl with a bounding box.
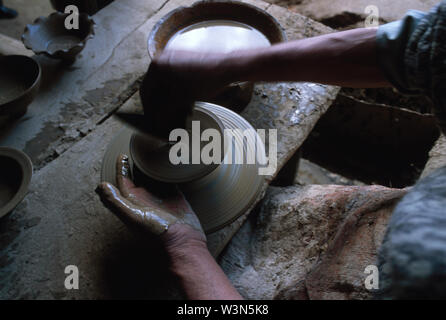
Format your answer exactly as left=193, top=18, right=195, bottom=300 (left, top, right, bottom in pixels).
left=0, top=55, right=41, bottom=120
left=130, top=103, right=226, bottom=183
left=22, top=12, right=95, bottom=61
left=0, top=147, right=33, bottom=219
left=148, top=0, right=286, bottom=112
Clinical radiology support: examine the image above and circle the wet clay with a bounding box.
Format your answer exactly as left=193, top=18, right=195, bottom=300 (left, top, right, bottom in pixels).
left=130, top=105, right=225, bottom=183
left=165, top=20, right=271, bottom=53
left=97, top=154, right=204, bottom=236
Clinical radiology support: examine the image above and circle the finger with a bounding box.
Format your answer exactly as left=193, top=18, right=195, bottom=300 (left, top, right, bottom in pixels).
left=96, top=182, right=138, bottom=222
left=114, top=153, right=170, bottom=208
left=116, top=154, right=134, bottom=197
left=96, top=182, right=171, bottom=235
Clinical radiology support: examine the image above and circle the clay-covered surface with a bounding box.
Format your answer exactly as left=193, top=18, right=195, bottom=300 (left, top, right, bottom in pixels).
left=220, top=184, right=407, bottom=299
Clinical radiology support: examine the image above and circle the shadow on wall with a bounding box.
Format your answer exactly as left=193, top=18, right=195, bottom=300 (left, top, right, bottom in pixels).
left=301, top=94, right=440, bottom=188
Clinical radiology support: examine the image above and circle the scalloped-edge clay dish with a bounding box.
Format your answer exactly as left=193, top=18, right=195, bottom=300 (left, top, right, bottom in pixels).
left=22, top=12, right=95, bottom=60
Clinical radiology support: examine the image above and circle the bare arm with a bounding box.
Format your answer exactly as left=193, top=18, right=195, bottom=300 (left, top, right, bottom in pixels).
left=142, top=28, right=391, bottom=137
left=151, top=27, right=391, bottom=97
left=223, top=28, right=390, bottom=87
left=164, top=227, right=243, bottom=300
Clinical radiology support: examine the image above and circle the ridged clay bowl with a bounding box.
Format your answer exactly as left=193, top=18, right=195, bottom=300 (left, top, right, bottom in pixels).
left=22, top=12, right=95, bottom=61
left=130, top=103, right=226, bottom=183
left=101, top=102, right=267, bottom=234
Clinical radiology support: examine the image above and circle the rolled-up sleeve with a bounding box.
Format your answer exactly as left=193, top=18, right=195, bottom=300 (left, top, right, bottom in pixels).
left=376, top=1, right=446, bottom=132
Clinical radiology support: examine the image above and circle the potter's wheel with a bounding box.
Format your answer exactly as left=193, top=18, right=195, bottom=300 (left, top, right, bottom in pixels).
left=101, top=102, right=266, bottom=234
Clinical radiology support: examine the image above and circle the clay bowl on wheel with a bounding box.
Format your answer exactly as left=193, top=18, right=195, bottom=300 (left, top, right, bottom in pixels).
left=147, top=0, right=287, bottom=113
left=22, top=12, right=95, bottom=61
left=101, top=102, right=267, bottom=234
left=0, top=55, right=41, bottom=121
left=130, top=103, right=226, bottom=183
left=0, top=147, right=33, bottom=219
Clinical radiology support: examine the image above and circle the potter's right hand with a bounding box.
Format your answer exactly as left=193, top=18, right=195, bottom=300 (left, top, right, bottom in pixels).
left=139, top=50, right=232, bottom=138
left=96, top=154, right=206, bottom=251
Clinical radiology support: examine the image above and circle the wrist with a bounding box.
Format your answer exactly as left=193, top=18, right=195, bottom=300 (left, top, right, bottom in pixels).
left=161, top=223, right=207, bottom=261
left=166, top=238, right=211, bottom=276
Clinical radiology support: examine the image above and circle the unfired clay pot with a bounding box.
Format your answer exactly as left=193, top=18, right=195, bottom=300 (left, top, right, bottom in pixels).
left=101, top=102, right=266, bottom=234
left=130, top=104, right=226, bottom=183
left=22, top=12, right=95, bottom=61
left=0, top=55, right=41, bottom=121
left=0, top=147, right=33, bottom=219
left=147, top=0, right=287, bottom=113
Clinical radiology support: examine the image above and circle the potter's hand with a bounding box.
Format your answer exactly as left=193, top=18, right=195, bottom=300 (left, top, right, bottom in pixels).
left=96, top=154, right=206, bottom=249
left=140, top=50, right=231, bottom=138
left=97, top=155, right=242, bottom=300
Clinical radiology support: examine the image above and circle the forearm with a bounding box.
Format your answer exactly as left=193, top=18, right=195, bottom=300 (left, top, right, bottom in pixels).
left=167, top=241, right=243, bottom=300
left=222, top=28, right=390, bottom=88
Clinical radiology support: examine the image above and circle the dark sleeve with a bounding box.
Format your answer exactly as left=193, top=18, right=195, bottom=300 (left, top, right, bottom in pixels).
left=376, top=1, right=446, bottom=132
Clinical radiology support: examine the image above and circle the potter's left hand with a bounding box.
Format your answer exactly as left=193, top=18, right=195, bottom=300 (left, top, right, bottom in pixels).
left=96, top=154, right=206, bottom=250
